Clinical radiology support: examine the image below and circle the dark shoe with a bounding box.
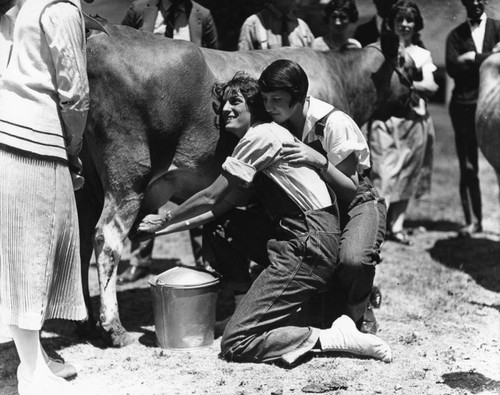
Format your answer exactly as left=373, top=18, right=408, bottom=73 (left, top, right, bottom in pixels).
left=360, top=305, right=378, bottom=335
left=370, top=286, right=382, bottom=309
left=386, top=230, right=414, bottom=246
left=117, top=266, right=150, bottom=284
left=457, top=222, right=482, bottom=237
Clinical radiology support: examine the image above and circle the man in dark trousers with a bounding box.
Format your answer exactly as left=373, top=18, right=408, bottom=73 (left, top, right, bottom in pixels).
left=121, top=0, right=219, bottom=49
left=446, top=0, right=500, bottom=236
left=119, top=0, right=219, bottom=283
left=353, top=0, right=396, bottom=47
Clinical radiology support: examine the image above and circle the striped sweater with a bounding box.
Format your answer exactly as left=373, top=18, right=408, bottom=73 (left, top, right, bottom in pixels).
left=0, top=0, right=88, bottom=163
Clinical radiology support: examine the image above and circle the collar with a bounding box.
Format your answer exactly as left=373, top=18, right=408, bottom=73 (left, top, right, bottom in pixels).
left=3, top=4, right=19, bottom=21
left=469, top=13, right=486, bottom=26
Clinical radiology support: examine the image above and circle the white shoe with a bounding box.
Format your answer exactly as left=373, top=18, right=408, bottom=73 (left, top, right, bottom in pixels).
left=319, top=315, right=392, bottom=362
left=17, top=364, right=72, bottom=395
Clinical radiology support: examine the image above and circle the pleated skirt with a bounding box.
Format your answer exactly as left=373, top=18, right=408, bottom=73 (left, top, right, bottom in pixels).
left=0, top=148, right=87, bottom=330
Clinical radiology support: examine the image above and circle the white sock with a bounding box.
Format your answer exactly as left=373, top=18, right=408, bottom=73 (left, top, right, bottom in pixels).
left=319, top=315, right=392, bottom=363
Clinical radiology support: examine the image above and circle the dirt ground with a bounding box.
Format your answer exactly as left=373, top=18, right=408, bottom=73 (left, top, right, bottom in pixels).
left=0, top=104, right=499, bottom=395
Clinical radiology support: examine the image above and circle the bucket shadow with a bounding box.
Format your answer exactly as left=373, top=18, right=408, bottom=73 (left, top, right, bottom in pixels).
left=428, top=236, right=500, bottom=293
left=441, top=371, right=500, bottom=394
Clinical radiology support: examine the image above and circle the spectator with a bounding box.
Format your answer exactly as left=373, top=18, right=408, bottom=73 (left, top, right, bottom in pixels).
left=368, top=0, right=438, bottom=245
left=0, top=0, right=88, bottom=392
left=119, top=0, right=219, bottom=283
left=312, top=0, right=361, bottom=52
left=138, top=72, right=392, bottom=365
left=238, top=0, right=314, bottom=50
left=445, top=0, right=500, bottom=236
left=122, top=0, right=219, bottom=48
left=353, top=0, right=396, bottom=47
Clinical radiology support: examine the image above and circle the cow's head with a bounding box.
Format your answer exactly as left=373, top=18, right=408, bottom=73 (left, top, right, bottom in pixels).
left=369, top=30, right=419, bottom=121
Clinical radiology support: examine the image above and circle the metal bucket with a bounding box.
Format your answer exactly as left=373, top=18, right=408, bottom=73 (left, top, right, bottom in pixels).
left=149, top=265, right=220, bottom=349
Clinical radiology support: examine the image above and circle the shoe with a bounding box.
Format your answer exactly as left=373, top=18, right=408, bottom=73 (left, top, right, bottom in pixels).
left=117, top=266, right=150, bottom=284
left=457, top=222, right=482, bottom=237
left=17, top=364, right=71, bottom=395
left=319, top=315, right=392, bottom=362
left=386, top=230, right=414, bottom=246
left=370, top=286, right=382, bottom=309
left=47, top=358, right=77, bottom=380
left=360, top=305, right=378, bottom=335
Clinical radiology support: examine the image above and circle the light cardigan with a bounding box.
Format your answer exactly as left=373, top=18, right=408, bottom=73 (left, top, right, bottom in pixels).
left=0, top=0, right=88, bottom=163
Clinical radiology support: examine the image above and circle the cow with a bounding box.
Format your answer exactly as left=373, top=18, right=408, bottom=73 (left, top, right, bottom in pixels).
left=476, top=51, right=500, bottom=205
left=79, top=21, right=416, bottom=347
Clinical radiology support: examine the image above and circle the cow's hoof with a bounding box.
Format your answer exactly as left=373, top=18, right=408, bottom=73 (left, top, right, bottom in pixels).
left=98, top=322, right=135, bottom=347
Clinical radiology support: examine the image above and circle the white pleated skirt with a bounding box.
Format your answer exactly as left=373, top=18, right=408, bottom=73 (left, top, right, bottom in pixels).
left=0, top=148, right=87, bottom=330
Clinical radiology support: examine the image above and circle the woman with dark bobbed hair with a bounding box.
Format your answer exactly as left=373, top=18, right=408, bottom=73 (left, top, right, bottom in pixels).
left=312, top=0, right=361, bottom=52
left=368, top=0, right=438, bottom=245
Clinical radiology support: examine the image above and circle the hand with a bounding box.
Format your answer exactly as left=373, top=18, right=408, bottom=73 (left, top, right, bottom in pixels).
left=281, top=139, right=324, bottom=169
left=138, top=213, right=169, bottom=233
left=492, top=41, right=500, bottom=53
left=457, top=51, right=475, bottom=64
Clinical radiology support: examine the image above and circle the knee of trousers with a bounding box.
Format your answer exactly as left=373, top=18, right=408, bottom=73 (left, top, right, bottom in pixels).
left=338, top=248, right=378, bottom=269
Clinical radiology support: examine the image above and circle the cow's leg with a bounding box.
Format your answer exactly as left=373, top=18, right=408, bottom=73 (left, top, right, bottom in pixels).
left=93, top=196, right=138, bottom=347
left=75, top=140, right=103, bottom=339
left=94, top=177, right=178, bottom=347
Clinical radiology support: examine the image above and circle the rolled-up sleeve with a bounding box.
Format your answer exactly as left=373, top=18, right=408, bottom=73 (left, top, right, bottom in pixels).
left=324, top=112, right=370, bottom=170
left=41, top=2, right=89, bottom=156
left=222, top=124, right=282, bottom=186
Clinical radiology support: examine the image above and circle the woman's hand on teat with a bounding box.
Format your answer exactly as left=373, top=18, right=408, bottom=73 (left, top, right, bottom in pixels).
left=138, top=214, right=169, bottom=233
left=281, top=139, right=324, bottom=169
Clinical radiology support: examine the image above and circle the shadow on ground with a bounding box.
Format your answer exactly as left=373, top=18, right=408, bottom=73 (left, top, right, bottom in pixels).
left=405, top=219, right=462, bottom=232
left=441, top=371, right=500, bottom=394
left=428, top=236, right=500, bottom=293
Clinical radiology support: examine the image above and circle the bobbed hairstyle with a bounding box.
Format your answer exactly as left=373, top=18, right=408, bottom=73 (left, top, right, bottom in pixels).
left=387, top=0, right=424, bottom=33
left=212, top=71, right=269, bottom=129
left=258, top=59, right=309, bottom=107
left=323, top=0, right=359, bottom=24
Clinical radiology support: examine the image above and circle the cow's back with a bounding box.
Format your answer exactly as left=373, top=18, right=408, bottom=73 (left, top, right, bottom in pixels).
left=202, top=47, right=349, bottom=113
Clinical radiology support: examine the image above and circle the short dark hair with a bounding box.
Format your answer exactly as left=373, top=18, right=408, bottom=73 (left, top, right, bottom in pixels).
left=258, top=59, right=309, bottom=107
left=212, top=72, right=269, bottom=128
left=387, top=0, right=424, bottom=33
left=323, top=0, right=359, bottom=24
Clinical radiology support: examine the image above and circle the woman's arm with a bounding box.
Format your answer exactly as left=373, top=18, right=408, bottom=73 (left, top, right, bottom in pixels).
left=138, top=173, right=236, bottom=235
left=412, top=65, right=438, bottom=97
left=281, top=140, right=358, bottom=203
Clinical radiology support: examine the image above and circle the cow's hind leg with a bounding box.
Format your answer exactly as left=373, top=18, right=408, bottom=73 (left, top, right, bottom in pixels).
left=94, top=196, right=140, bottom=347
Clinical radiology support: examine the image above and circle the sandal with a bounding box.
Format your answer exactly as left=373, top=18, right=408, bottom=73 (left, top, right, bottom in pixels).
left=386, top=230, right=414, bottom=246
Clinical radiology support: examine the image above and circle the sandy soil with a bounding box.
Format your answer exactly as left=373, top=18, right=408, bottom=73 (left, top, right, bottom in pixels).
left=0, top=104, right=499, bottom=395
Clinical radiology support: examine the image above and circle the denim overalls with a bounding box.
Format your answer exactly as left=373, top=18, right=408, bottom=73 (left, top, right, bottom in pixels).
left=220, top=173, right=341, bottom=363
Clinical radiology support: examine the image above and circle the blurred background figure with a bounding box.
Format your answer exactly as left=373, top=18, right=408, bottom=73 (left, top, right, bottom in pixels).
left=368, top=0, right=438, bottom=245
left=122, top=0, right=219, bottom=48
left=353, top=0, right=396, bottom=47
left=312, top=0, right=361, bottom=52
left=445, top=0, right=500, bottom=237
left=238, top=0, right=314, bottom=50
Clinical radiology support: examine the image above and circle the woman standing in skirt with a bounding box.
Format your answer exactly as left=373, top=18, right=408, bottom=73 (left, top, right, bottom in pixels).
left=0, top=0, right=88, bottom=393
left=368, top=0, right=438, bottom=245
